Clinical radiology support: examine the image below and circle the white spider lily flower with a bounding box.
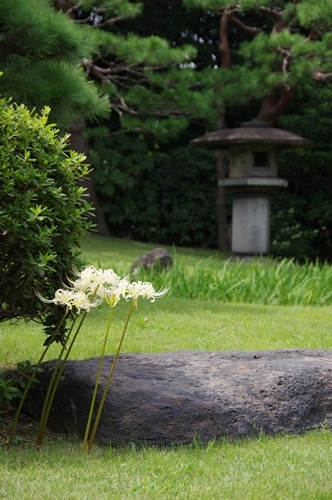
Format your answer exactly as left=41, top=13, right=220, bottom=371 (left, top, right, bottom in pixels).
left=104, top=277, right=131, bottom=307
left=70, top=266, right=122, bottom=301
left=37, top=289, right=73, bottom=306
left=125, top=281, right=168, bottom=306
left=71, top=266, right=106, bottom=292
left=37, top=288, right=102, bottom=314
left=103, top=269, right=122, bottom=287
left=125, top=281, right=144, bottom=304
left=140, top=282, right=169, bottom=302
left=38, top=267, right=167, bottom=314
left=69, top=290, right=102, bottom=313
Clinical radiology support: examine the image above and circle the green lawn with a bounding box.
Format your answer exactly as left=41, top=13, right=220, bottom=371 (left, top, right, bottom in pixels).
left=1, top=235, right=332, bottom=499
left=2, top=298, right=332, bottom=364
left=2, top=429, right=332, bottom=499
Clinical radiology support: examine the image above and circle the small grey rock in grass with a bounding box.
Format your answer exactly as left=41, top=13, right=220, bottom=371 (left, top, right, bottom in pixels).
left=131, top=247, right=172, bottom=274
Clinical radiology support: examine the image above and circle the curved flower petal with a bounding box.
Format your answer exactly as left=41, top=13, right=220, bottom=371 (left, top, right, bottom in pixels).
left=125, top=281, right=169, bottom=305
left=37, top=288, right=102, bottom=314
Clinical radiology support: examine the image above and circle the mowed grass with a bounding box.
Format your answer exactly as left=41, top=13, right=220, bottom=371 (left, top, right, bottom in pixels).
left=1, top=235, right=332, bottom=499
left=2, top=298, right=332, bottom=364
left=1, top=429, right=332, bottom=499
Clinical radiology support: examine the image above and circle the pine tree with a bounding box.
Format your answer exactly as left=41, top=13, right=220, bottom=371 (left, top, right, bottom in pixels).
left=0, top=0, right=110, bottom=127
left=52, top=0, right=200, bottom=137
left=183, top=0, right=332, bottom=250
left=182, top=0, right=332, bottom=125
left=0, top=0, right=199, bottom=234
left=1, top=0, right=200, bottom=137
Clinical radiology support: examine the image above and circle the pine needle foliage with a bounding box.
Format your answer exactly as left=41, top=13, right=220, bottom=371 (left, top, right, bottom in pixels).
left=0, top=0, right=110, bottom=127
left=184, top=0, right=332, bottom=107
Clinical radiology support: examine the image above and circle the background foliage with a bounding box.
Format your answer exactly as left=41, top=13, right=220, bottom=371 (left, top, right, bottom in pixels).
left=91, top=0, right=332, bottom=260
left=0, top=0, right=331, bottom=260
left=91, top=131, right=219, bottom=246
left=271, top=84, right=332, bottom=261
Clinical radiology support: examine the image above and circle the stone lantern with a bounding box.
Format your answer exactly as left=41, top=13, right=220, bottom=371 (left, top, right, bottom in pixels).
left=192, top=127, right=312, bottom=255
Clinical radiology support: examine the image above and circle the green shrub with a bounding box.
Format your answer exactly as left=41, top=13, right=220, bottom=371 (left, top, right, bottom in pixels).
left=0, top=97, right=93, bottom=323
left=271, top=205, right=319, bottom=260
left=0, top=361, right=42, bottom=412
left=92, top=132, right=218, bottom=247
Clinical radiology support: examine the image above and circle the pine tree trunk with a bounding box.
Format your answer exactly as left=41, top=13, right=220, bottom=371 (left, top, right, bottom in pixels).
left=68, top=120, right=110, bottom=236
left=216, top=149, right=230, bottom=252
left=216, top=10, right=231, bottom=253
left=242, top=89, right=296, bottom=128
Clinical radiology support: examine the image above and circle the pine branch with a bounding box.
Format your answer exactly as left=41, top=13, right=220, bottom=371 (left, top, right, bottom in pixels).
left=219, top=9, right=232, bottom=69
left=56, top=1, right=124, bottom=26
left=277, top=47, right=292, bottom=75
left=110, top=98, right=190, bottom=120
left=90, top=17, right=125, bottom=28
left=259, top=6, right=283, bottom=21
left=111, top=97, right=139, bottom=117
left=260, top=6, right=287, bottom=33
left=304, top=31, right=322, bottom=43
left=82, top=57, right=152, bottom=89
left=313, top=70, right=332, bottom=83
left=145, top=107, right=190, bottom=118
left=255, top=86, right=296, bottom=126
left=74, top=15, right=125, bottom=28
left=229, top=15, right=261, bottom=36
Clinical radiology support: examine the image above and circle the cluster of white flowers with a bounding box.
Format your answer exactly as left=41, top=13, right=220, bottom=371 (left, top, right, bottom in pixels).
left=38, top=266, right=168, bottom=312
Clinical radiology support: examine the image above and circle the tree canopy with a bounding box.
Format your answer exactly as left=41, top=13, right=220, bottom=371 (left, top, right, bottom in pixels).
left=0, top=0, right=111, bottom=127
left=92, top=0, right=332, bottom=259
left=0, top=0, right=204, bottom=136
left=183, top=0, right=332, bottom=127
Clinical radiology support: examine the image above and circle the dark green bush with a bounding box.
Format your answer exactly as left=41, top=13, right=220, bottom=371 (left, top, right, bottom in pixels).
left=0, top=360, right=42, bottom=412
left=92, top=133, right=218, bottom=247
left=0, top=98, right=93, bottom=323
left=271, top=204, right=319, bottom=259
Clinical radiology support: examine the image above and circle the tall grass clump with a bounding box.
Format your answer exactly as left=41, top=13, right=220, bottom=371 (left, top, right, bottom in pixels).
left=135, top=256, right=332, bottom=306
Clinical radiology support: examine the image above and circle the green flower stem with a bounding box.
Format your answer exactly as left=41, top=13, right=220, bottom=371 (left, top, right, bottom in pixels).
left=7, top=310, right=68, bottom=450
left=36, top=310, right=91, bottom=448
left=82, top=306, right=113, bottom=454
left=36, top=286, right=100, bottom=449
left=36, top=315, right=78, bottom=448
left=87, top=301, right=135, bottom=455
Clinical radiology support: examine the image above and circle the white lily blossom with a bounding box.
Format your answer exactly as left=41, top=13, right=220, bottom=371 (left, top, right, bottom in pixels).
left=140, top=282, right=169, bottom=302
left=71, top=266, right=121, bottom=298
left=69, top=290, right=101, bottom=313
left=103, top=268, right=122, bottom=287
left=126, top=280, right=169, bottom=306
left=38, top=266, right=168, bottom=312
left=104, top=277, right=131, bottom=307
left=37, top=288, right=102, bottom=313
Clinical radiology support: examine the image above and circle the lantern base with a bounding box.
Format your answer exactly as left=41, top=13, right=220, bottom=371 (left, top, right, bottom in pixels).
left=231, top=194, right=271, bottom=255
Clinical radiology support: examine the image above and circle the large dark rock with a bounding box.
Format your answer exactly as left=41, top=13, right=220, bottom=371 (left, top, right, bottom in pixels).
left=24, top=349, right=332, bottom=446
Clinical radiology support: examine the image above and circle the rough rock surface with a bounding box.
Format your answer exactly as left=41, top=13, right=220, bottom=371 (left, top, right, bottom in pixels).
left=24, top=349, right=332, bottom=446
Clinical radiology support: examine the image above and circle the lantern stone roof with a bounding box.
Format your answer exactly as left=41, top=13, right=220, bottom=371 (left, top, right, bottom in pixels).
left=191, top=127, right=312, bottom=150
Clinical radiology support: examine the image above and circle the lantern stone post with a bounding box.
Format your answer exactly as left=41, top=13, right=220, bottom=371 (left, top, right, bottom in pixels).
left=192, top=126, right=312, bottom=255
